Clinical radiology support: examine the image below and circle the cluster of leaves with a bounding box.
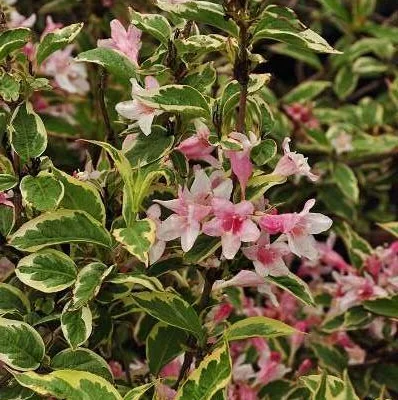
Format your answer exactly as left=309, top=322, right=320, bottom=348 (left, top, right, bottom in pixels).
left=0, top=0, right=397, bottom=399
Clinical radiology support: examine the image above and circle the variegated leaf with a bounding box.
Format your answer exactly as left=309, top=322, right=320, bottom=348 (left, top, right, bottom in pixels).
left=61, top=302, right=92, bottom=349
left=0, top=283, right=30, bottom=315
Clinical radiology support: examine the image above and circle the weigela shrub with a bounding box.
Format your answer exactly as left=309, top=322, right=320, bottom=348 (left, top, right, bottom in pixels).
left=0, top=0, right=397, bottom=399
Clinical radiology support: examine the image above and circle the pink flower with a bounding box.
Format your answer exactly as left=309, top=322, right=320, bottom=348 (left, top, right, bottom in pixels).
left=108, top=361, right=124, bottom=379
left=225, top=132, right=258, bottom=198
left=177, top=120, right=219, bottom=167
left=333, top=332, right=366, bottom=365
left=232, top=354, right=256, bottom=382
left=147, top=204, right=166, bottom=264
left=273, top=138, right=318, bottom=182
left=228, top=384, right=258, bottom=400
left=98, top=19, right=141, bottom=65
left=242, top=234, right=290, bottom=277
left=203, top=198, right=260, bottom=259
left=42, top=16, right=63, bottom=38
left=212, top=302, right=234, bottom=324
left=284, top=103, right=319, bottom=129
left=330, top=131, right=353, bottom=155
left=155, top=384, right=177, bottom=400
left=41, top=45, right=89, bottom=95
left=296, top=359, right=313, bottom=377
left=255, top=346, right=290, bottom=386
left=156, top=169, right=212, bottom=252
left=0, top=191, right=14, bottom=208
left=0, top=257, right=15, bottom=281
left=116, top=77, right=163, bottom=136
left=259, top=199, right=332, bottom=260
left=160, top=357, right=182, bottom=378
left=9, top=10, right=36, bottom=28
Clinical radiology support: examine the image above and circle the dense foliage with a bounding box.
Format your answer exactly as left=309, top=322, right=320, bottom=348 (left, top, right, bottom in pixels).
left=0, top=0, right=397, bottom=399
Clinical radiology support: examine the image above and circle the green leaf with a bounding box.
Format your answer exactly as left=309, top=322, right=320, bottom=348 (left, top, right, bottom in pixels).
left=76, top=48, right=136, bottom=82
left=311, top=343, right=348, bottom=375
left=334, top=66, right=358, bottom=100
left=131, top=291, right=204, bottom=342
left=16, top=249, right=77, bottom=293
left=129, top=9, right=172, bottom=45
left=61, top=303, right=92, bottom=349
left=250, top=139, right=277, bottom=166
left=319, top=185, right=356, bottom=220
left=0, top=28, right=31, bottom=60
left=266, top=273, right=315, bottom=306
left=334, top=222, right=372, bottom=268
left=334, top=163, right=359, bottom=203
left=9, top=210, right=112, bottom=252
left=0, top=174, right=18, bottom=191
left=53, top=168, right=106, bottom=224
left=270, top=43, right=322, bottom=70
left=0, top=73, right=20, bottom=102
left=124, top=382, right=155, bottom=400
left=20, top=173, right=64, bottom=212
left=71, top=262, right=113, bottom=309
left=183, top=235, right=221, bottom=263
left=0, top=205, right=15, bottom=237
left=246, top=173, right=287, bottom=201
left=0, top=318, right=45, bottom=371
left=283, top=81, right=331, bottom=103
left=175, top=34, right=226, bottom=56
left=353, top=0, right=376, bottom=18
left=378, top=221, right=398, bottom=239
left=155, top=0, right=239, bottom=37
left=36, top=23, right=83, bottom=65
left=15, top=370, right=122, bottom=399
left=181, top=63, right=217, bottom=93
left=317, top=0, right=351, bottom=22
left=135, top=84, right=211, bottom=120
left=352, top=56, right=387, bottom=77
left=224, top=316, right=296, bottom=341
left=124, top=127, right=174, bottom=168
left=252, top=6, right=339, bottom=54
left=113, top=219, right=156, bottom=266
left=0, top=283, right=30, bottom=315
left=0, top=380, right=39, bottom=400
left=175, top=340, right=231, bottom=400
left=8, top=102, right=47, bottom=161
left=147, top=322, right=187, bottom=375
left=363, top=295, right=398, bottom=318
left=50, top=348, right=113, bottom=382
left=108, top=273, right=164, bottom=291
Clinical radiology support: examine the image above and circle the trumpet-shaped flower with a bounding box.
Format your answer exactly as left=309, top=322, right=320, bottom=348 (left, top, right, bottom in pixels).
left=242, top=234, right=290, bottom=277
left=0, top=191, right=14, bottom=208
left=177, top=120, right=219, bottom=166
left=98, top=19, right=141, bottom=65
left=203, top=198, right=260, bottom=259
left=273, top=138, right=318, bottom=182
left=115, top=77, right=163, bottom=136
left=260, top=199, right=332, bottom=260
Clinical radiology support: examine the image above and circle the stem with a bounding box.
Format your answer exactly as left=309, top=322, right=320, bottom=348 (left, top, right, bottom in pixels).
left=234, top=17, right=250, bottom=133
left=98, top=68, right=117, bottom=145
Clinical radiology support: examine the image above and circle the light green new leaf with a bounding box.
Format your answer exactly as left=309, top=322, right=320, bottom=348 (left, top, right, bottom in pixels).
left=0, top=174, right=18, bottom=191
left=147, top=322, right=187, bottom=375
left=175, top=340, right=231, bottom=400
left=334, top=222, right=372, bottom=268
left=15, top=370, right=122, bottom=400
left=132, top=291, right=204, bottom=342
left=0, top=318, right=45, bottom=371
left=378, top=221, right=398, bottom=239
left=113, top=219, right=156, bottom=266
left=129, top=9, right=171, bottom=45
left=108, top=273, right=163, bottom=291
left=8, top=102, right=47, bottom=161
left=76, top=48, right=136, bottom=82
left=71, top=262, right=113, bottom=309
left=16, top=249, right=77, bottom=293
left=135, top=84, right=211, bottom=120
left=0, top=73, right=20, bottom=102
left=283, top=81, right=331, bottom=103
left=334, top=163, right=359, bottom=203
left=266, top=272, right=315, bottom=306
left=61, top=302, right=92, bottom=349
left=124, top=382, right=155, bottom=400
left=0, top=28, right=31, bottom=60
left=224, top=316, right=296, bottom=341
left=252, top=6, right=339, bottom=54
left=50, top=348, right=113, bottom=382
left=20, top=173, right=64, bottom=212
left=9, top=210, right=112, bottom=252
left=0, top=283, right=30, bottom=315
left=155, top=0, right=239, bottom=37
left=36, top=23, right=83, bottom=65
left=53, top=168, right=106, bottom=224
